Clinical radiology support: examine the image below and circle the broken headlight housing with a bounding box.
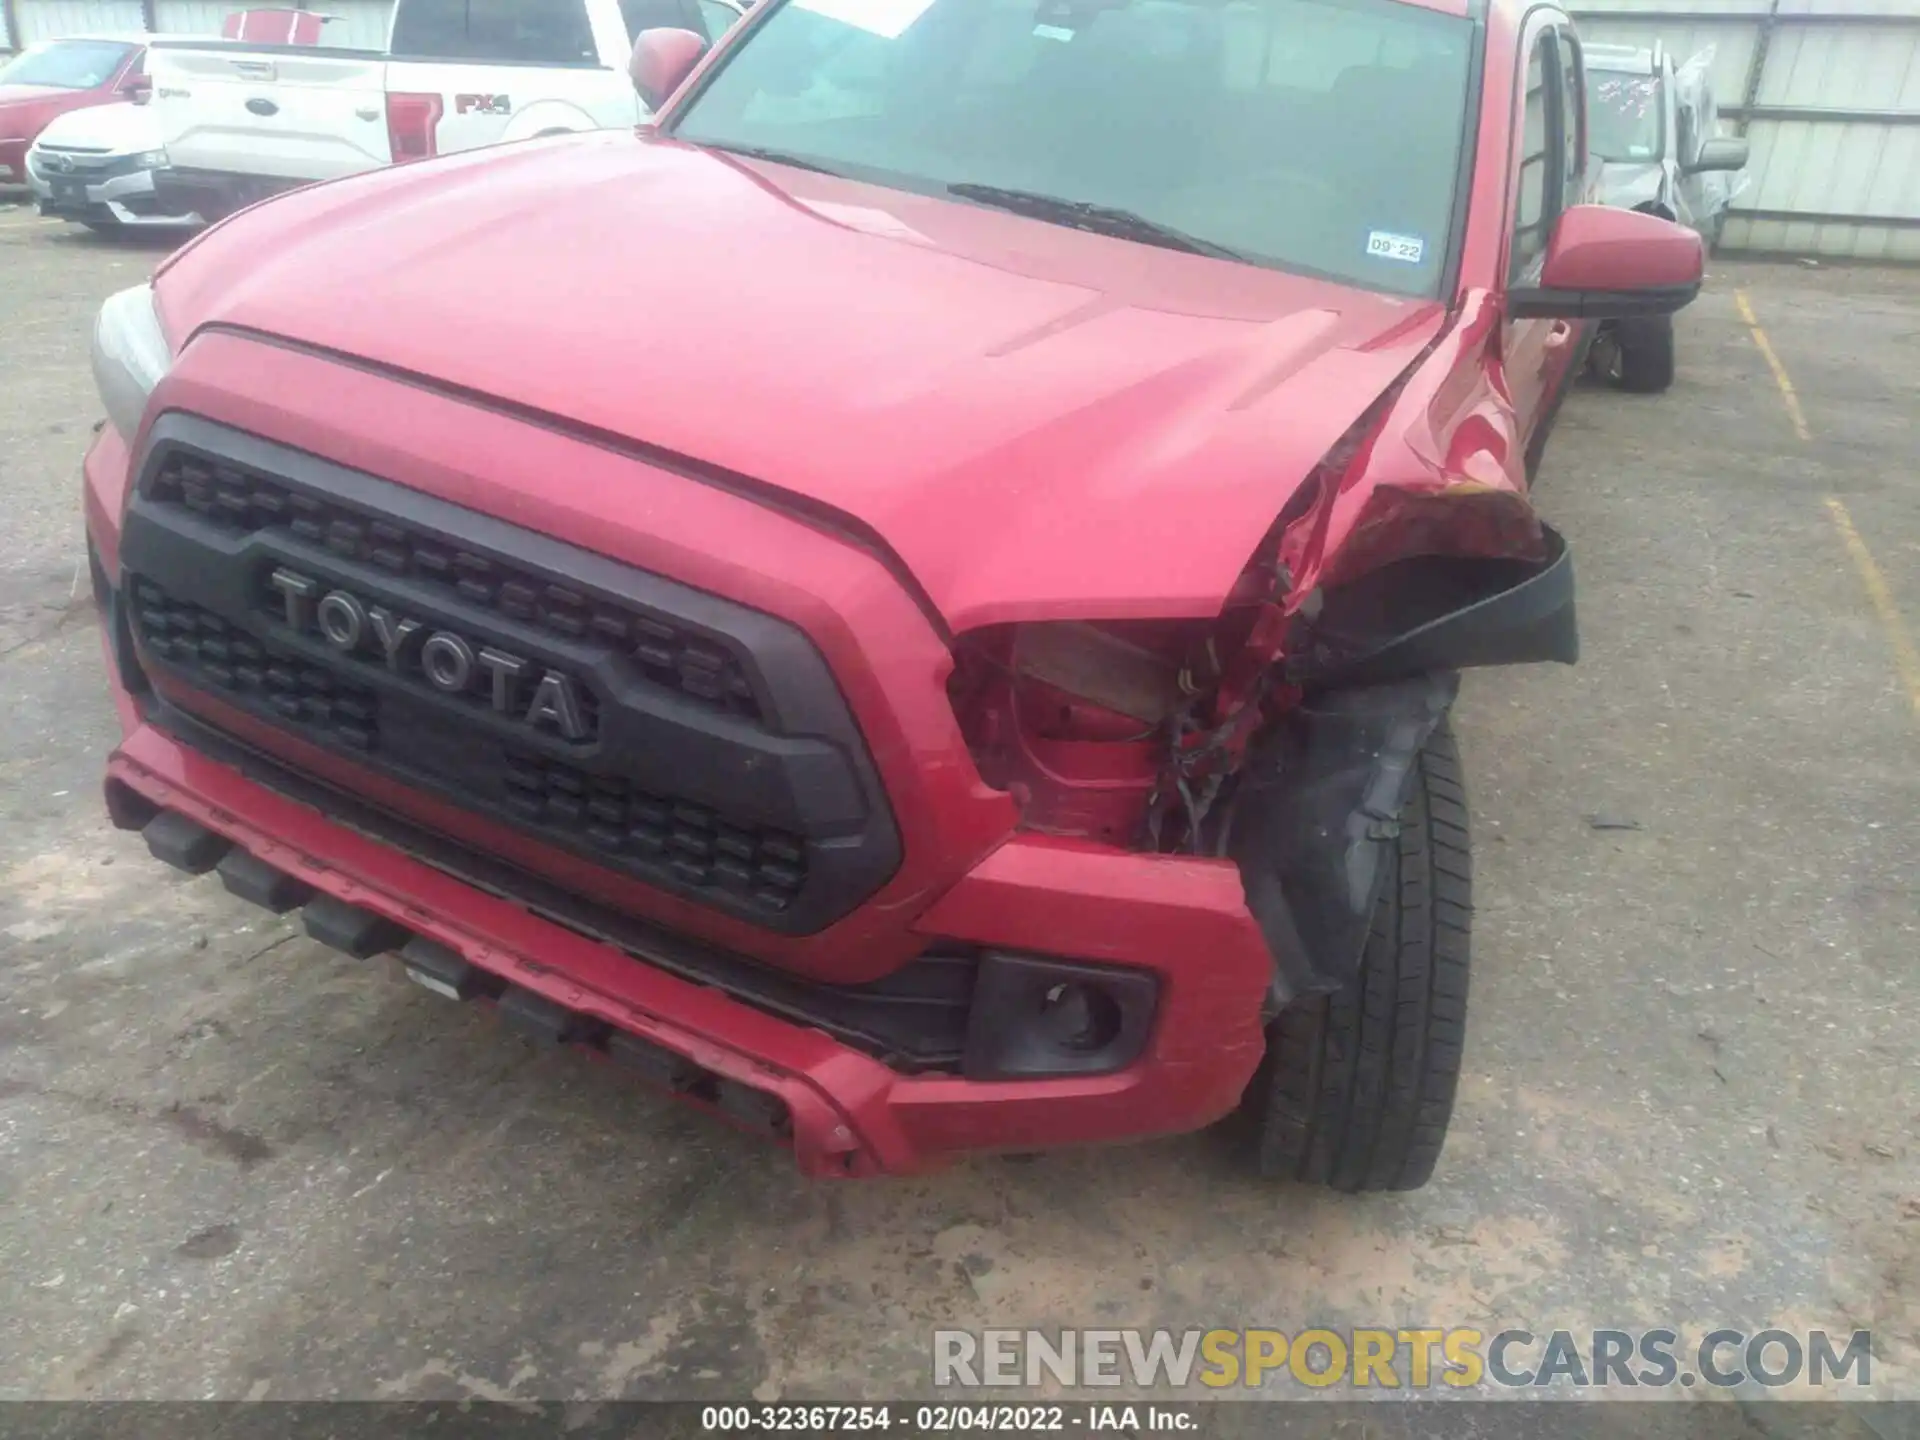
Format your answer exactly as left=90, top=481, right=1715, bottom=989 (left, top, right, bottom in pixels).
left=946, top=618, right=1248, bottom=847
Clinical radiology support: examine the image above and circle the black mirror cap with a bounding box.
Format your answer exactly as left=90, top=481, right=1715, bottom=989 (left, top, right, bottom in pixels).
left=1509, top=279, right=1701, bottom=321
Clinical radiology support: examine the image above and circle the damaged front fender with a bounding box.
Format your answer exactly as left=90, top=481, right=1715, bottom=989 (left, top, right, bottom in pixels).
left=1229, top=671, right=1459, bottom=1003
left=1223, top=532, right=1574, bottom=999
left=1287, top=525, right=1577, bottom=689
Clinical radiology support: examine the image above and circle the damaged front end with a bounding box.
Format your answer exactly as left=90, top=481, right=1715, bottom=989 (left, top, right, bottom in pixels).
left=947, top=299, right=1577, bottom=1003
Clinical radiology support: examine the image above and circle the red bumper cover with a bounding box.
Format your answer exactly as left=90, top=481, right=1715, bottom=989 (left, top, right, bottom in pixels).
left=86, top=374, right=1274, bottom=1175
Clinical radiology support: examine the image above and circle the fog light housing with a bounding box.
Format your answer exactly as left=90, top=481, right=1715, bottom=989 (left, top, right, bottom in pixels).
left=961, top=950, right=1157, bottom=1080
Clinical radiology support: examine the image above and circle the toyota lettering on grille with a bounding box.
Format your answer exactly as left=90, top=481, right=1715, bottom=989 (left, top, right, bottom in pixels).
left=267, top=567, right=589, bottom=741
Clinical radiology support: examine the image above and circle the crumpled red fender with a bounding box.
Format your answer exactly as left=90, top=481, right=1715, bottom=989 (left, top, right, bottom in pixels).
left=1279, top=289, right=1547, bottom=608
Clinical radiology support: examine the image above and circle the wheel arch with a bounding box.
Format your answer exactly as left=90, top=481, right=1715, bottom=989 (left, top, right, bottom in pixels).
left=1228, top=671, right=1460, bottom=1007
left=497, top=99, right=601, bottom=145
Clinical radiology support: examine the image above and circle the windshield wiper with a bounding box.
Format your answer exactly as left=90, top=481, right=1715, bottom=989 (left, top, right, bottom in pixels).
left=701, top=141, right=851, bottom=178
left=946, top=182, right=1245, bottom=260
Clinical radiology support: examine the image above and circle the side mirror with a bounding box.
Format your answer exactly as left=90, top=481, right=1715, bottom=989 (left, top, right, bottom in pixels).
left=1509, top=204, right=1704, bottom=320
left=630, top=27, right=708, bottom=112
left=121, top=74, right=153, bottom=102
left=1685, top=136, right=1749, bottom=175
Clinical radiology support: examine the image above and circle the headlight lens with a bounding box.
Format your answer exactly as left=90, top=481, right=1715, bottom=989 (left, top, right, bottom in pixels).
left=91, top=284, right=172, bottom=440
left=134, top=149, right=168, bottom=170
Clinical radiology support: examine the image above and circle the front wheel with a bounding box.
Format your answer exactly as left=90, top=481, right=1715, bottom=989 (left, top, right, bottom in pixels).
left=1239, top=719, right=1471, bottom=1191
left=1613, top=314, right=1675, bottom=393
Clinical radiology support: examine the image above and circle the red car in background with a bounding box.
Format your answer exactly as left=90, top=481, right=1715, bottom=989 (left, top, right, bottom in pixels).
left=0, top=35, right=149, bottom=185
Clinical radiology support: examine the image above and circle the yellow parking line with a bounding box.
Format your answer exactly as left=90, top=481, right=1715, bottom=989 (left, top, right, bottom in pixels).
left=1734, top=289, right=1812, bottom=441
left=1735, top=291, right=1915, bottom=721
left=1825, top=497, right=1920, bottom=722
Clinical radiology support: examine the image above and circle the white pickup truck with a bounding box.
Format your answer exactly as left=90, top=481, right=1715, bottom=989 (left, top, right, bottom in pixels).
left=149, top=0, right=743, bottom=219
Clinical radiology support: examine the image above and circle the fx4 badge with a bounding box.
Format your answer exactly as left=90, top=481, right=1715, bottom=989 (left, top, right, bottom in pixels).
left=455, top=93, right=512, bottom=116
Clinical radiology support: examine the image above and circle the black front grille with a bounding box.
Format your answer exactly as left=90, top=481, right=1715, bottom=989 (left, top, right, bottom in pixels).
left=134, top=580, right=382, bottom=751
left=38, top=149, right=148, bottom=181
left=128, top=698, right=974, bottom=1073
left=130, top=572, right=816, bottom=917
left=152, top=451, right=761, bottom=720
left=503, top=751, right=807, bottom=913
left=120, top=415, right=901, bottom=936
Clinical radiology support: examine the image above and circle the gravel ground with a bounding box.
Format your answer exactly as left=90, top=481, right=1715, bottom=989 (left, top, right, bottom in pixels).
left=1, top=197, right=1916, bottom=1413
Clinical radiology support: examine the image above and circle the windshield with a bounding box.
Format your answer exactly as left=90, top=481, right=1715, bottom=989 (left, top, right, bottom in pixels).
left=0, top=39, right=135, bottom=90
left=1589, top=72, right=1662, bottom=162
left=670, top=0, right=1475, bottom=296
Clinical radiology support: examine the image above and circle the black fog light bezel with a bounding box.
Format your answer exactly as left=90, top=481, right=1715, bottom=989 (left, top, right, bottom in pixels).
left=960, top=950, right=1158, bottom=1080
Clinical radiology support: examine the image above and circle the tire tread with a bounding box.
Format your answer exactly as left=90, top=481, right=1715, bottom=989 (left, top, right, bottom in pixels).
left=1247, top=719, right=1472, bottom=1191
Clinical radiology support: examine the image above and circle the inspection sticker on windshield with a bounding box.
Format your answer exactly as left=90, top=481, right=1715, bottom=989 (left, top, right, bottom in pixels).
left=1366, top=230, right=1426, bottom=264
left=1032, top=23, right=1074, bottom=40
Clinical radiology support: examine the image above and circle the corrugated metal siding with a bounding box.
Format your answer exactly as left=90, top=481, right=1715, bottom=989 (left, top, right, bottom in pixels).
left=1724, top=117, right=1920, bottom=258
left=1576, top=0, right=1920, bottom=258
left=1575, top=17, right=1757, bottom=97
left=310, top=0, right=390, bottom=49
left=4, top=0, right=391, bottom=49
left=15, top=0, right=143, bottom=44
left=1760, top=20, right=1920, bottom=108
left=156, top=1, right=389, bottom=46
left=150, top=0, right=240, bottom=34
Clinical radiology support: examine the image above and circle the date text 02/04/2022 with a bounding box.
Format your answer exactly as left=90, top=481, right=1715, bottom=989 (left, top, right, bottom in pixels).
left=697, top=1403, right=1201, bottom=1432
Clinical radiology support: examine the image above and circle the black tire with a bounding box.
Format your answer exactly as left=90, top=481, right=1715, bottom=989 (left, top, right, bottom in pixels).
left=1242, top=719, right=1471, bottom=1191
left=1613, top=314, right=1675, bottom=394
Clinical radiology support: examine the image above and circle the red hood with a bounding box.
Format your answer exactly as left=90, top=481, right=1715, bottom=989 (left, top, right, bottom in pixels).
left=0, top=85, right=104, bottom=140
left=156, top=133, right=1448, bottom=630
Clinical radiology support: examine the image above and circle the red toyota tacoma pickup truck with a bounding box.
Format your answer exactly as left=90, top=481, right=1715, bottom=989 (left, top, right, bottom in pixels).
left=85, top=0, right=1701, bottom=1188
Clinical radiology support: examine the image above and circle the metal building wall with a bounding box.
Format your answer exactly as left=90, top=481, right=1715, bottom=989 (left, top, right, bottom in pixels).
left=151, top=0, right=237, bottom=31
left=4, top=0, right=391, bottom=49
left=312, top=0, right=391, bottom=50
left=1576, top=0, right=1920, bottom=259
left=14, top=0, right=143, bottom=45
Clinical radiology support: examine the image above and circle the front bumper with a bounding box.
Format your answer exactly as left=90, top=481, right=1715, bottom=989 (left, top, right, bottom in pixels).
left=152, top=166, right=300, bottom=222
left=84, top=414, right=1274, bottom=1175
left=31, top=159, right=198, bottom=227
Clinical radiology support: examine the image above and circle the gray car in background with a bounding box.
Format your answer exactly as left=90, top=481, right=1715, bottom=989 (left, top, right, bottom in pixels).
left=1585, top=41, right=1749, bottom=390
